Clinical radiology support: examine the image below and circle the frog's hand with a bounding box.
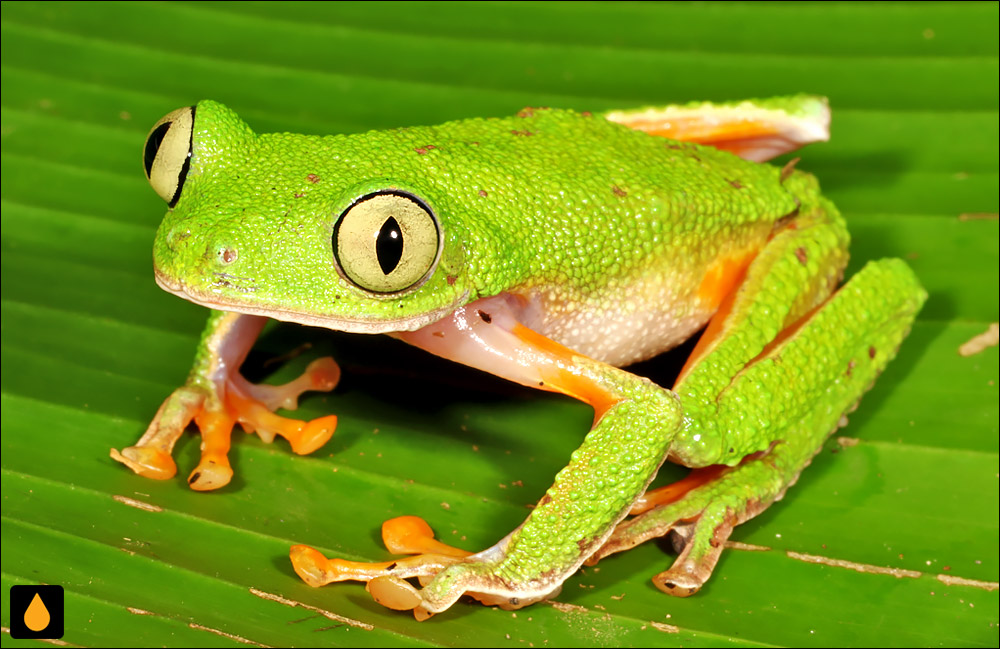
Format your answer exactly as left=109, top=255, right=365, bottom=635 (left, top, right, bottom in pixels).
left=604, top=94, right=830, bottom=162
left=111, top=311, right=340, bottom=490
left=589, top=182, right=927, bottom=595
left=289, top=294, right=685, bottom=618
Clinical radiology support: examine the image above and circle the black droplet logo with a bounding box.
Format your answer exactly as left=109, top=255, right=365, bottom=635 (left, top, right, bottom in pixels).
left=376, top=216, right=403, bottom=275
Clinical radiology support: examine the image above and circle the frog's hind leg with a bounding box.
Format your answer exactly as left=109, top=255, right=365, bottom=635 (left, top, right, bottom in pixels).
left=291, top=293, right=687, bottom=618
left=604, top=94, right=830, bottom=162
left=589, top=184, right=926, bottom=595
left=111, top=311, right=340, bottom=490
left=291, top=516, right=474, bottom=618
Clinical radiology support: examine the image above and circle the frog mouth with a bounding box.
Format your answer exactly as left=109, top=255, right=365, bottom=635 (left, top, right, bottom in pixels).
left=153, top=268, right=469, bottom=334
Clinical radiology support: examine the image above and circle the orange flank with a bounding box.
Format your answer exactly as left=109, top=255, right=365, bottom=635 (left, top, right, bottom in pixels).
left=627, top=116, right=778, bottom=147
left=511, top=323, right=621, bottom=420
left=630, top=465, right=730, bottom=514
left=676, top=251, right=757, bottom=387
left=612, top=114, right=801, bottom=159
left=604, top=99, right=830, bottom=162
left=697, top=250, right=757, bottom=310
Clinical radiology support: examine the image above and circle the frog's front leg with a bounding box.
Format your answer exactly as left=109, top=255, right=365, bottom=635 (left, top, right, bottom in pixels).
left=111, top=310, right=340, bottom=490
left=290, top=293, right=685, bottom=617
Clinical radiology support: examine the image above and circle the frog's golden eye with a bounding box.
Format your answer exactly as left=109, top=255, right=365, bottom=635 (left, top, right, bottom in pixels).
left=143, top=106, right=195, bottom=207
left=333, top=191, right=441, bottom=294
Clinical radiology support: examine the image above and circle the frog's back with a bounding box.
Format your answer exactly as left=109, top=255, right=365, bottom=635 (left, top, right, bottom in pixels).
left=270, top=108, right=803, bottom=365
left=393, top=108, right=800, bottom=365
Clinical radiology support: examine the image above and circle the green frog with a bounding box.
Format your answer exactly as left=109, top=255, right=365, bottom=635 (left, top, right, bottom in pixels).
left=113, top=95, right=925, bottom=618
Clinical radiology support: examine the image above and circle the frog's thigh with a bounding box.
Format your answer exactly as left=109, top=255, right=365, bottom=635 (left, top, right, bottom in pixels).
left=384, top=295, right=684, bottom=614
left=592, top=201, right=926, bottom=595
left=671, top=188, right=854, bottom=467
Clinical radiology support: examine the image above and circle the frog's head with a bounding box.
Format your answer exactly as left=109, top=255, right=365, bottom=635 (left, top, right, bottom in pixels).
left=142, top=101, right=494, bottom=333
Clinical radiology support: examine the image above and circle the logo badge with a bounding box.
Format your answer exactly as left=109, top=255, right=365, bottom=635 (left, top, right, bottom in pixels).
left=9, top=585, right=64, bottom=639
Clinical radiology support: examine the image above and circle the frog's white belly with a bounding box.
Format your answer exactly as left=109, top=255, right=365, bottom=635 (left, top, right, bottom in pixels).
left=519, top=277, right=714, bottom=368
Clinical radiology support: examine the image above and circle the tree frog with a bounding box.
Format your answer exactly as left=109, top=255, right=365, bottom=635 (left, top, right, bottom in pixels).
left=113, top=96, right=926, bottom=619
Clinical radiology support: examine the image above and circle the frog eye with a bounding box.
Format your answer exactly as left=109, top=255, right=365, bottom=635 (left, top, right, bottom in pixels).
left=143, top=106, right=195, bottom=207
left=333, top=191, right=441, bottom=294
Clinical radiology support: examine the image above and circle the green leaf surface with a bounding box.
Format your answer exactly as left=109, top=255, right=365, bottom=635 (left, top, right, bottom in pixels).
left=2, top=2, right=997, bottom=646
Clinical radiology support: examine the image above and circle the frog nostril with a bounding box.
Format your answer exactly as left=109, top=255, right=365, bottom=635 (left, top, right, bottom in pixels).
left=217, top=247, right=238, bottom=265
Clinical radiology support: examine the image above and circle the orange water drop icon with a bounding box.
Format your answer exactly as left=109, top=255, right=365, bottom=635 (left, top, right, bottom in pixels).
left=24, top=592, right=51, bottom=632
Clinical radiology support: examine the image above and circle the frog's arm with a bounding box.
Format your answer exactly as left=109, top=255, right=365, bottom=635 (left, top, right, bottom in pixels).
left=604, top=94, right=830, bottom=162
left=111, top=311, right=339, bottom=490
left=289, top=173, right=925, bottom=618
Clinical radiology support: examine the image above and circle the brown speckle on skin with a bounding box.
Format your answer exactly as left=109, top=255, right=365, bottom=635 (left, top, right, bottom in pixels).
left=517, top=106, right=549, bottom=118
left=478, top=310, right=492, bottom=323
left=728, top=179, right=744, bottom=189
left=510, top=129, right=534, bottom=137
left=307, top=173, right=321, bottom=184
left=447, top=275, right=457, bottom=285
left=868, top=346, right=877, bottom=359
left=414, top=145, right=436, bottom=155
left=294, top=192, right=304, bottom=198
left=612, top=185, right=627, bottom=197
left=795, top=247, right=808, bottom=265
left=581, top=110, right=592, bottom=117
left=478, top=189, right=488, bottom=197
left=846, top=359, right=856, bottom=376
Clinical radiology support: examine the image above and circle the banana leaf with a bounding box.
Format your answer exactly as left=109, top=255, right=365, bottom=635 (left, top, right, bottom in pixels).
left=2, top=2, right=997, bottom=646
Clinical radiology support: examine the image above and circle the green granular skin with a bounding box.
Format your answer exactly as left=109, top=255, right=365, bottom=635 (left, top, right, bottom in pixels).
left=150, top=100, right=926, bottom=608
left=155, top=101, right=797, bottom=329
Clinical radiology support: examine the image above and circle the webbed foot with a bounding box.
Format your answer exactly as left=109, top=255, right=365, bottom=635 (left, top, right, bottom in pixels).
left=112, top=312, right=340, bottom=490
left=291, top=516, right=471, bottom=620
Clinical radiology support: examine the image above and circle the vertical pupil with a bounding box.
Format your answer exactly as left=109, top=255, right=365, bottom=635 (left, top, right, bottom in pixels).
left=376, top=216, right=404, bottom=275
left=144, top=121, right=172, bottom=178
